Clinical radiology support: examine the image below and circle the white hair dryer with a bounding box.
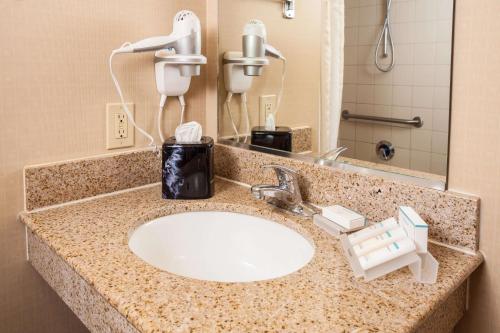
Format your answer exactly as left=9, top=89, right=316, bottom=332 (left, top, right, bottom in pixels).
left=113, top=10, right=204, bottom=77
left=109, top=10, right=206, bottom=147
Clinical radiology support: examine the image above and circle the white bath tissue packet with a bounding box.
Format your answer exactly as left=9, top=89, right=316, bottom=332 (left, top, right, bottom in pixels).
left=265, top=113, right=276, bottom=131
left=175, top=121, right=202, bottom=143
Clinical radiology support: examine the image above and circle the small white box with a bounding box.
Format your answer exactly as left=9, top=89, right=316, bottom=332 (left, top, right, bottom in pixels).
left=321, top=205, right=366, bottom=230
left=398, top=206, right=428, bottom=254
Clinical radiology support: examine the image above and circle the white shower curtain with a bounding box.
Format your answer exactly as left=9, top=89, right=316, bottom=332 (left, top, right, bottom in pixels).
left=320, top=0, right=344, bottom=153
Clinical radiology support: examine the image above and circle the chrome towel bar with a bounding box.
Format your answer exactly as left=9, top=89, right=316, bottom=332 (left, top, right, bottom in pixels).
left=341, top=110, right=423, bottom=128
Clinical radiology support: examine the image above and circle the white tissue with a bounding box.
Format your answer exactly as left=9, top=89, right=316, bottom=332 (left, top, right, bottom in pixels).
left=265, top=113, right=276, bottom=131
left=175, top=121, right=202, bottom=143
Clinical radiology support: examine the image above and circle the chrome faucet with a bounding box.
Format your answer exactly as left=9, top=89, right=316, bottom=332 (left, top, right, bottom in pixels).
left=251, top=165, right=320, bottom=217
left=315, top=147, right=347, bottom=165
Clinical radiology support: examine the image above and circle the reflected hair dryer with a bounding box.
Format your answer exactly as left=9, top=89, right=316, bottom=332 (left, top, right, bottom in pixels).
left=242, top=19, right=285, bottom=76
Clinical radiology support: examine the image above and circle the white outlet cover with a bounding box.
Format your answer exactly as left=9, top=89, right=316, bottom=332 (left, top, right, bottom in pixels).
left=259, top=95, right=276, bottom=126
left=106, top=103, right=135, bottom=150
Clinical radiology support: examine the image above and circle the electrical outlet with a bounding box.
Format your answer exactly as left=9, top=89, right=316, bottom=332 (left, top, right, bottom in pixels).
left=114, top=113, right=128, bottom=139
left=106, top=103, right=135, bottom=150
left=259, top=95, right=276, bottom=126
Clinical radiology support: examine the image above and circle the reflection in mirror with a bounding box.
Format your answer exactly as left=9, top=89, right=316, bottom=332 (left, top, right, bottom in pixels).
left=218, top=0, right=454, bottom=187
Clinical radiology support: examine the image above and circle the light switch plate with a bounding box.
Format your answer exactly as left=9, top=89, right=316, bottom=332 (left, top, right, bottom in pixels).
left=259, top=95, right=276, bottom=126
left=106, top=103, right=134, bottom=150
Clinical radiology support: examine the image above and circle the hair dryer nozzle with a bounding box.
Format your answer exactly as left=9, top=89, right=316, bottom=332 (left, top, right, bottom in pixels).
left=264, top=44, right=285, bottom=60
left=242, top=19, right=285, bottom=76
left=243, top=35, right=266, bottom=58
left=242, top=34, right=266, bottom=76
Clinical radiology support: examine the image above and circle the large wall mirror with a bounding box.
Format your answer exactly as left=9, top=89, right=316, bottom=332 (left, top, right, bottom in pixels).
left=217, top=0, right=454, bottom=190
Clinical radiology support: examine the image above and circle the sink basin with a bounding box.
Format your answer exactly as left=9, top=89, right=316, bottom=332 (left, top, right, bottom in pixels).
left=128, top=211, right=314, bottom=282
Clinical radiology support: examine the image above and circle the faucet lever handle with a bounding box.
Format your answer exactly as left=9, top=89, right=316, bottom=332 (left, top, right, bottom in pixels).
left=262, top=164, right=301, bottom=197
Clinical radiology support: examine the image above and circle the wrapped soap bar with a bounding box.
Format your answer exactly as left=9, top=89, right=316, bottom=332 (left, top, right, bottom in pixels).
left=321, top=205, right=366, bottom=230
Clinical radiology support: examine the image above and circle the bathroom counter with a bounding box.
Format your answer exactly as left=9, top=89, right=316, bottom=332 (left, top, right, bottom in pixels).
left=19, top=179, right=482, bottom=333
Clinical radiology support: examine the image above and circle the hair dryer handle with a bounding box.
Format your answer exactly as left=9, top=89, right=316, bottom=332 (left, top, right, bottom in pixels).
left=264, top=44, right=285, bottom=60
left=116, top=34, right=189, bottom=53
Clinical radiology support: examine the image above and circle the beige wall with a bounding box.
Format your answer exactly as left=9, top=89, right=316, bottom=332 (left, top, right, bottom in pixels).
left=451, top=0, right=500, bottom=332
left=0, top=1, right=207, bottom=332
left=218, top=0, right=321, bottom=152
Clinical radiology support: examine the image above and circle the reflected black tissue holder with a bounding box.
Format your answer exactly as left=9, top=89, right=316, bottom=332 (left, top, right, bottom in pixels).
left=251, top=126, right=292, bottom=152
left=162, top=136, right=214, bottom=200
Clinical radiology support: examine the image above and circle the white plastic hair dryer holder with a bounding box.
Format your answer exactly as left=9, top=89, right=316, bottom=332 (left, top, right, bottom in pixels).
left=154, top=53, right=207, bottom=66
left=222, top=57, right=270, bottom=66
left=223, top=51, right=267, bottom=94
left=155, top=51, right=207, bottom=74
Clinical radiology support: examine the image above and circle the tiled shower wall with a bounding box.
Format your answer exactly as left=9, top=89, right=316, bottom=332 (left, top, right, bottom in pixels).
left=339, top=0, right=453, bottom=175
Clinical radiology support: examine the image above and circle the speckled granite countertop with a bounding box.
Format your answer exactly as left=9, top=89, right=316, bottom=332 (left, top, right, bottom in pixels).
left=20, top=179, right=482, bottom=333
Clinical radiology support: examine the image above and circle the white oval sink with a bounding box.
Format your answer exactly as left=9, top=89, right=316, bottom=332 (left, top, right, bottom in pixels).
left=128, top=211, right=314, bottom=282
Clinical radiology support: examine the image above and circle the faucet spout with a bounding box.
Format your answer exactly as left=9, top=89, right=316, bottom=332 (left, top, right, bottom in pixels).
left=251, top=184, right=280, bottom=200
left=315, top=147, right=348, bottom=165
left=251, top=185, right=298, bottom=204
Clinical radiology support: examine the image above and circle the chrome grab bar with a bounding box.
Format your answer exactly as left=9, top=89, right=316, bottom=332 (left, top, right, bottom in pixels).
left=341, top=110, right=423, bottom=128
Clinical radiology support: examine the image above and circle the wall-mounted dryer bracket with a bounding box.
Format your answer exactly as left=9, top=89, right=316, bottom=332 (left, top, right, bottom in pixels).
left=223, top=51, right=269, bottom=93
left=223, top=51, right=269, bottom=78
left=154, top=51, right=207, bottom=97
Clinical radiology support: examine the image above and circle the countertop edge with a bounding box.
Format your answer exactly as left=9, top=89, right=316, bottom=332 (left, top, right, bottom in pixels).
left=26, top=227, right=140, bottom=333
